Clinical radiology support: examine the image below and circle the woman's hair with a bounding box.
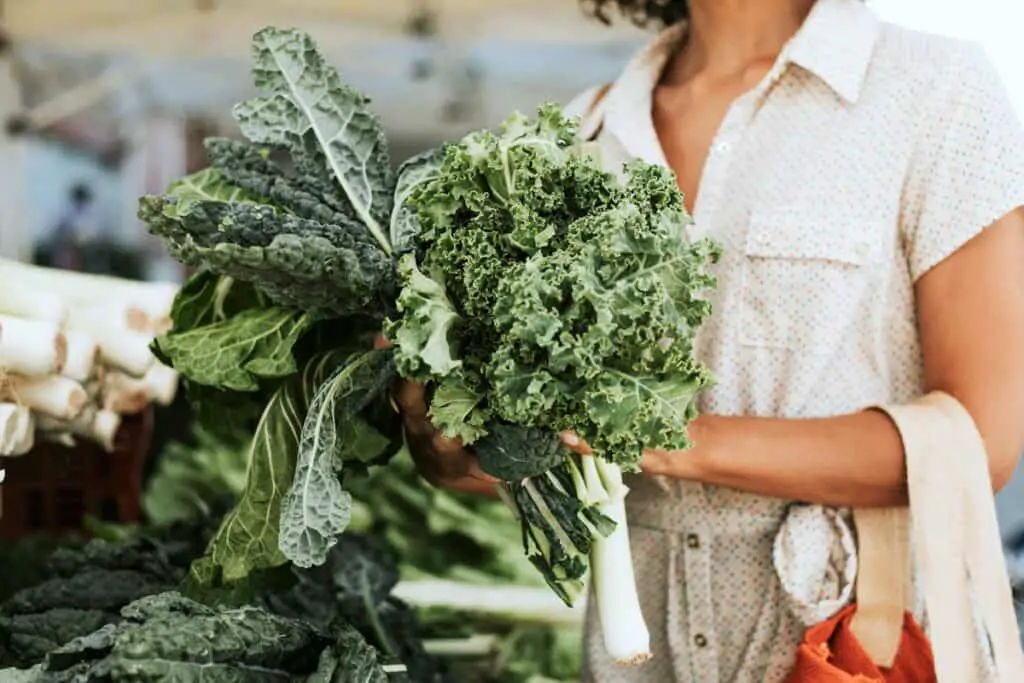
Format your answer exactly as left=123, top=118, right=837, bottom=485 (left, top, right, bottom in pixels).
left=580, top=0, right=689, bottom=27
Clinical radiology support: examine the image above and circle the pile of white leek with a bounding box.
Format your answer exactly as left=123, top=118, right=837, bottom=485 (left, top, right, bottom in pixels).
left=0, top=259, right=180, bottom=456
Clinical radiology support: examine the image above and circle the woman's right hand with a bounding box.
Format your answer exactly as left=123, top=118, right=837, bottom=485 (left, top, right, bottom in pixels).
left=377, top=334, right=496, bottom=491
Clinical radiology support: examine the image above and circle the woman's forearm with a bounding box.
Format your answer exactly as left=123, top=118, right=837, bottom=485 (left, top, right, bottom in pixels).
left=644, top=409, right=908, bottom=507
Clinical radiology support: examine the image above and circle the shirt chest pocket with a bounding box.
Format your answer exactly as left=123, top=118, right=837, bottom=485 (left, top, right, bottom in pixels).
left=739, top=210, right=881, bottom=352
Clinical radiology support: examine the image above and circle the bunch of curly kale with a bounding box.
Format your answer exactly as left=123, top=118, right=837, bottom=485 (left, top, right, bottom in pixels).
left=137, top=26, right=719, bottom=666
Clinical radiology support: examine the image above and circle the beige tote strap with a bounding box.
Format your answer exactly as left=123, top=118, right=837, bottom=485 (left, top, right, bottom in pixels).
left=854, top=393, right=1024, bottom=682
left=850, top=506, right=911, bottom=667
left=931, top=395, right=1024, bottom=680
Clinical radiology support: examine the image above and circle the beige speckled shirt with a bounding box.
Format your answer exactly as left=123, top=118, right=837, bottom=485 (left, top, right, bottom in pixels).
left=564, top=0, right=1024, bottom=681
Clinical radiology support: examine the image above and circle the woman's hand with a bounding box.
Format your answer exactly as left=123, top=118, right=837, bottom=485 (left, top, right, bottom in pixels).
left=376, top=334, right=497, bottom=492
left=558, top=419, right=714, bottom=480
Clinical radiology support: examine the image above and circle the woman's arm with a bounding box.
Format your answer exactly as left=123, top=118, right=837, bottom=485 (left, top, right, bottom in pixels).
left=642, top=210, right=1024, bottom=508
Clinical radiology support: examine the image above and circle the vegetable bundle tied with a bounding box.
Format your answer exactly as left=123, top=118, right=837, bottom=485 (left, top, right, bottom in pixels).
left=139, top=26, right=719, bottom=666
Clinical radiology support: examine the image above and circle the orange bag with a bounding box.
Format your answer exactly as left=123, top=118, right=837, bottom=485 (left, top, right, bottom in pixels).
left=785, top=393, right=1024, bottom=683
left=784, top=605, right=935, bottom=683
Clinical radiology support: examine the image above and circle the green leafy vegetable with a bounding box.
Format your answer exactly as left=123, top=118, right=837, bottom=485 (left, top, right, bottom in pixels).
left=279, top=349, right=396, bottom=567
left=189, top=349, right=397, bottom=587
left=139, top=24, right=719, bottom=668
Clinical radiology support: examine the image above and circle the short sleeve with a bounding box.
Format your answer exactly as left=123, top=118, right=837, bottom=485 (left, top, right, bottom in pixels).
left=901, top=42, right=1024, bottom=283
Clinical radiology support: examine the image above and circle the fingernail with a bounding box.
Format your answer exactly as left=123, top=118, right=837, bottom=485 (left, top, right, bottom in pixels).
left=561, top=431, right=579, bottom=446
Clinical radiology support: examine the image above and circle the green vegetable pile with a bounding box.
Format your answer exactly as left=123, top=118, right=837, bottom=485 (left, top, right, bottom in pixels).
left=0, top=507, right=447, bottom=682
left=139, top=26, right=718, bottom=666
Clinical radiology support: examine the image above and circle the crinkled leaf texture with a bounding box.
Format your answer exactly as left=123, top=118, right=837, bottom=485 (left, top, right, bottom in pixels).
left=188, top=349, right=397, bottom=588
left=395, top=111, right=720, bottom=469
left=138, top=26, right=402, bottom=319
left=140, top=183, right=393, bottom=319
left=154, top=306, right=312, bottom=391
left=279, top=348, right=397, bottom=568
left=390, top=147, right=444, bottom=255
left=426, top=373, right=487, bottom=445
left=388, top=254, right=461, bottom=381
left=33, top=592, right=391, bottom=683
left=235, top=27, right=395, bottom=252
left=474, top=424, right=566, bottom=482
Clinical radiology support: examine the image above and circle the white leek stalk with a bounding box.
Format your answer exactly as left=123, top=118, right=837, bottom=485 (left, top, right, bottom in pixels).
left=142, top=362, right=179, bottom=406
left=37, top=407, right=121, bottom=452
left=65, top=315, right=155, bottom=377
left=0, top=283, right=67, bottom=325
left=62, top=331, right=100, bottom=382
left=0, top=402, right=34, bottom=456
left=590, top=457, right=651, bottom=664
left=0, top=314, right=66, bottom=376
left=0, top=375, right=87, bottom=420
left=101, top=371, right=150, bottom=414
left=0, top=258, right=178, bottom=323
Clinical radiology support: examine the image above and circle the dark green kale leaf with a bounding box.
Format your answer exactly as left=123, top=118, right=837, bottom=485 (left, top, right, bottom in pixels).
left=0, top=538, right=182, bottom=668
left=30, top=592, right=393, bottom=683
left=234, top=27, right=395, bottom=251
left=279, top=349, right=398, bottom=568
left=474, top=424, right=566, bottom=482
left=189, top=349, right=400, bottom=591
left=259, top=535, right=445, bottom=683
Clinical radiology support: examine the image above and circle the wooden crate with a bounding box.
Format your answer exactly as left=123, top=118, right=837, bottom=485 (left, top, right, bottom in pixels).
left=0, top=409, right=153, bottom=540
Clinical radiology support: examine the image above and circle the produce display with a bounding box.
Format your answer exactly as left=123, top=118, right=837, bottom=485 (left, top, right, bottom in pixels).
left=0, top=260, right=180, bottom=455
left=137, top=26, right=719, bottom=667
left=0, top=426, right=581, bottom=682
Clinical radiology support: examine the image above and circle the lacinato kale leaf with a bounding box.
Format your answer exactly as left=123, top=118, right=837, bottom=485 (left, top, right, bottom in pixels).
left=188, top=350, right=399, bottom=589
left=235, top=27, right=395, bottom=250
left=279, top=348, right=397, bottom=567
left=28, top=592, right=393, bottom=683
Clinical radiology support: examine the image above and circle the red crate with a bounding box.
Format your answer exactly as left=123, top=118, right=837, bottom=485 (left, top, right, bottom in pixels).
left=0, top=409, right=153, bottom=540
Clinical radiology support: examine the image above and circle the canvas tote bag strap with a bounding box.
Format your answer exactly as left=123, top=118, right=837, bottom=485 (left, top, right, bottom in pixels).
left=855, top=393, right=1024, bottom=682
left=850, top=506, right=911, bottom=667
left=929, top=394, right=1024, bottom=681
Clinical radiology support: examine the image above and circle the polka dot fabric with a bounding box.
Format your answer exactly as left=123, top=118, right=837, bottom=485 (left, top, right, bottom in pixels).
left=563, top=0, right=1024, bottom=681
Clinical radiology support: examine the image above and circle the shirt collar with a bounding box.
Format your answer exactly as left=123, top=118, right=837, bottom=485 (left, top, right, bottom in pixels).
left=597, top=0, right=881, bottom=163
left=787, top=0, right=880, bottom=104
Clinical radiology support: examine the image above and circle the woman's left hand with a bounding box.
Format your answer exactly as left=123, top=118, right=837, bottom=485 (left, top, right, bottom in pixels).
left=559, top=417, right=715, bottom=479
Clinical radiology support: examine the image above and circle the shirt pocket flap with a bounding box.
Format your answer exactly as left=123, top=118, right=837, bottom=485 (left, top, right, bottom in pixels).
left=745, top=208, right=878, bottom=266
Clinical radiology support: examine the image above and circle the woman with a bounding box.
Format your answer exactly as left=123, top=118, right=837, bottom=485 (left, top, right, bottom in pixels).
left=393, top=0, right=1024, bottom=680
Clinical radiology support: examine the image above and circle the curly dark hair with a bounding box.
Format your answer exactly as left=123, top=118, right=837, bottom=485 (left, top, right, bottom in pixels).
left=580, top=0, right=689, bottom=27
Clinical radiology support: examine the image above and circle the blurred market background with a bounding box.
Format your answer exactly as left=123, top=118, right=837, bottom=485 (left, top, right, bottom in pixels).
left=0, top=0, right=1022, bottom=678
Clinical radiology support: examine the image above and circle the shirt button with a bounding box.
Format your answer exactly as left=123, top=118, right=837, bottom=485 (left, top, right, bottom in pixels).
left=694, top=633, right=708, bottom=648
left=686, top=533, right=700, bottom=549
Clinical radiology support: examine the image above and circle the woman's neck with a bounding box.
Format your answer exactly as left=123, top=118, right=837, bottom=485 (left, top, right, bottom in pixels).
left=663, top=0, right=817, bottom=85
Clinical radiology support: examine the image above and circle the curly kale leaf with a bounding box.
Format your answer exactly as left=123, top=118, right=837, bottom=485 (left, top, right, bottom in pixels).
left=388, top=254, right=461, bottom=381
left=394, top=109, right=719, bottom=470
left=426, top=373, right=487, bottom=445
left=234, top=27, right=395, bottom=253
left=279, top=349, right=397, bottom=568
